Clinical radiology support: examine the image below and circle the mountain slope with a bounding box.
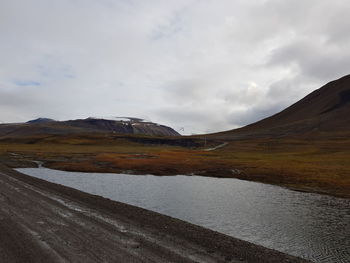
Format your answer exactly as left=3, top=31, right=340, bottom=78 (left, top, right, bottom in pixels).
left=26, top=118, right=55, bottom=124
left=217, top=74, right=350, bottom=138
left=0, top=117, right=180, bottom=137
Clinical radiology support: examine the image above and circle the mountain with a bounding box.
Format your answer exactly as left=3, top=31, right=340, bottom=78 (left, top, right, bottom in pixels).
left=3, top=75, right=349, bottom=139
left=215, top=74, right=350, bottom=138
left=27, top=118, right=56, bottom=124
left=0, top=117, right=180, bottom=137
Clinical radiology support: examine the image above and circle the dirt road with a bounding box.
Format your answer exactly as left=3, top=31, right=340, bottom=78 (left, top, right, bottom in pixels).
left=0, top=165, right=309, bottom=263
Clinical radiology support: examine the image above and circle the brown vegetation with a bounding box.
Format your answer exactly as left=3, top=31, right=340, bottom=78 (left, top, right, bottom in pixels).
left=1, top=132, right=349, bottom=199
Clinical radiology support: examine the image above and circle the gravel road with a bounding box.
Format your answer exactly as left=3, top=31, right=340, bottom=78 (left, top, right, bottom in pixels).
left=0, top=164, right=309, bottom=263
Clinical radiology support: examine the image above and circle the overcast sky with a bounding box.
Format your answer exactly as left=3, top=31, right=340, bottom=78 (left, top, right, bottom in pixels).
left=1, top=0, right=350, bottom=134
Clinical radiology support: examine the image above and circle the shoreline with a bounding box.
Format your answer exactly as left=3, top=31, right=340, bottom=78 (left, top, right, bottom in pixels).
left=29, top=159, right=350, bottom=199
left=0, top=164, right=309, bottom=263
left=20, top=165, right=350, bottom=203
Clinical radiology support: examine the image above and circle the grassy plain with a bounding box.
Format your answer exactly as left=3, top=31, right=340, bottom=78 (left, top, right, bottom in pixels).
left=1, top=133, right=349, bottom=198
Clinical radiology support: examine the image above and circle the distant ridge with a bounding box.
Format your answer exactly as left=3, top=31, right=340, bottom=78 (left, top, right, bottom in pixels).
left=27, top=118, right=55, bottom=124
left=88, top=116, right=149, bottom=122
left=0, top=117, right=180, bottom=137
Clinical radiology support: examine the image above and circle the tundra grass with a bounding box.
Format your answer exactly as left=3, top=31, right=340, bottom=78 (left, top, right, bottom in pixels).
left=1, top=134, right=349, bottom=198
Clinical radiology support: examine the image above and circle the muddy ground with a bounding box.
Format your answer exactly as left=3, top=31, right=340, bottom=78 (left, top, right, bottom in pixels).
left=0, top=164, right=309, bottom=263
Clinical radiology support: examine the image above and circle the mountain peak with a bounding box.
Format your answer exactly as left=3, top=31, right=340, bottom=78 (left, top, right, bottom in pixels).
left=87, top=116, right=149, bottom=122
left=26, top=118, right=56, bottom=124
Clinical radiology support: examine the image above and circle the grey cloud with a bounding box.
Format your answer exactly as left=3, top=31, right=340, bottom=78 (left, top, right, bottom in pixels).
left=267, top=40, right=350, bottom=81
left=225, top=76, right=320, bottom=128
left=228, top=103, right=287, bottom=127
left=266, top=76, right=315, bottom=102
left=155, top=106, right=231, bottom=135
left=221, top=82, right=265, bottom=106
left=1, top=0, right=350, bottom=134
left=0, top=88, right=57, bottom=122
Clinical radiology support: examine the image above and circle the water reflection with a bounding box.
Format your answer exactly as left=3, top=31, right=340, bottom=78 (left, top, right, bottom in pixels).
left=17, top=168, right=350, bottom=263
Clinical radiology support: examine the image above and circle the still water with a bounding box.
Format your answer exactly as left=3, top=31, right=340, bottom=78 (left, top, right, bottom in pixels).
left=17, top=168, right=350, bottom=263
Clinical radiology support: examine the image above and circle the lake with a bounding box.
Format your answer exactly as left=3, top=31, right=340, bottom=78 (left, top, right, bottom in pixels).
left=17, top=168, right=350, bottom=263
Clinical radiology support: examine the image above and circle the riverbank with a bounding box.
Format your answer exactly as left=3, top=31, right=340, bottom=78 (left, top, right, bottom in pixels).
left=1, top=133, right=349, bottom=199
left=0, top=164, right=309, bottom=263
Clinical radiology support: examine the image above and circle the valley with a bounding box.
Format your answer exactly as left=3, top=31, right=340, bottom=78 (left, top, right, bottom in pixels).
left=1, top=130, right=350, bottom=199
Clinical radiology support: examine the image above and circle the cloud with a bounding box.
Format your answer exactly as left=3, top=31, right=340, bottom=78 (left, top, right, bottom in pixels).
left=228, top=103, right=286, bottom=127
left=1, top=0, right=350, bottom=133
left=13, top=80, right=41, bottom=87
left=267, top=39, right=350, bottom=81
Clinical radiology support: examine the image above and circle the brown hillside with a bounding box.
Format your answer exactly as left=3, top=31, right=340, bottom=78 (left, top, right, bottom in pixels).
left=216, top=74, right=350, bottom=138
left=0, top=118, right=180, bottom=137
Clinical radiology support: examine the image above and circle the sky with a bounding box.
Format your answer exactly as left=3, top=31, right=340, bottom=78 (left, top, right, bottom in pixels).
left=1, top=0, right=350, bottom=134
